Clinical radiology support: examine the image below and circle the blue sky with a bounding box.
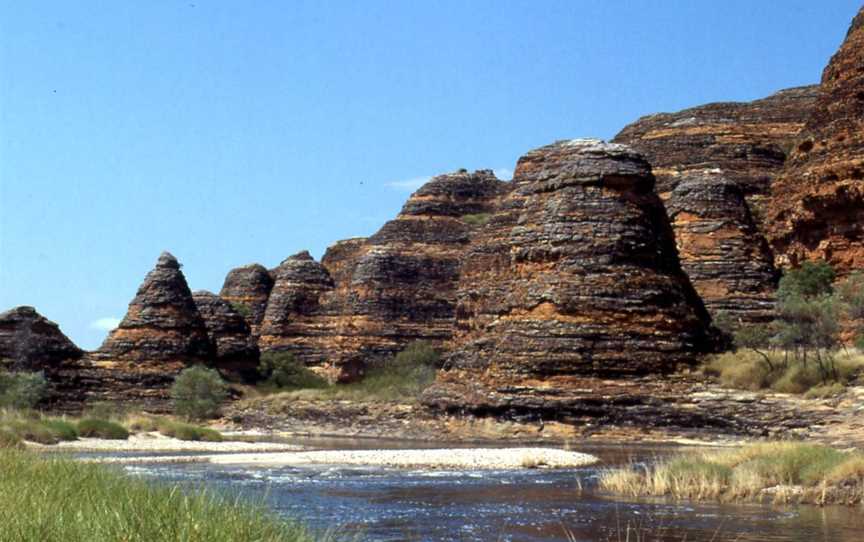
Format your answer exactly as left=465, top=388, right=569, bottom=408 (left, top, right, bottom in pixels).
left=1, top=0, right=861, bottom=349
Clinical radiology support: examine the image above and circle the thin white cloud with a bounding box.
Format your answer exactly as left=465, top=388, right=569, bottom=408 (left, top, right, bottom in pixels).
left=493, top=168, right=514, bottom=181
left=90, top=317, right=121, bottom=331
left=385, top=176, right=431, bottom=192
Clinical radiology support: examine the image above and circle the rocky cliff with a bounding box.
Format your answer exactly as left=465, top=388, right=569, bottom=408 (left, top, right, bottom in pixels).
left=219, top=264, right=274, bottom=336
left=613, top=87, right=819, bottom=324
left=0, top=306, right=82, bottom=372
left=255, top=170, right=509, bottom=380
left=193, top=290, right=259, bottom=381
left=768, top=7, right=864, bottom=274
left=424, top=140, right=713, bottom=416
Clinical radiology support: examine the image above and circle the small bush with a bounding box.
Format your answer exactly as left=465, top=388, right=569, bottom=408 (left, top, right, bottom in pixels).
left=124, top=414, right=160, bottom=433
left=171, top=366, right=229, bottom=420
left=4, top=419, right=60, bottom=444
left=804, top=382, right=845, bottom=399
left=230, top=302, right=252, bottom=318
left=836, top=272, right=864, bottom=319
left=77, top=418, right=129, bottom=440
left=41, top=418, right=79, bottom=441
left=461, top=213, right=492, bottom=226
left=777, top=261, right=836, bottom=301
left=258, top=352, right=327, bottom=390
left=157, top=419, right=223, bottom=442
left=0, top=371, right=47, bottom=409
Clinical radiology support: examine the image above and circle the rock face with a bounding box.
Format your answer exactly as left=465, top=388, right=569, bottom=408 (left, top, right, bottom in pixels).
left=256, top=171, right=510, bottom=381
left=0, top=306, right=82, bottom=372
left=613, top=87, right=820, bottom=324
left=613, top=86, right=820, bottom=210
left=97, top=252, right=212, bottom=365
left=664, top=173, right=778, bottom=323
left=219, top=264, right=274, bottom=335
left=426, top=140, right=713, bottom=416
left=257, top=251, right=338, bottom=371
left=768, top=7, right=864, bottom=274
left=192, top=291, right=259, bottom=381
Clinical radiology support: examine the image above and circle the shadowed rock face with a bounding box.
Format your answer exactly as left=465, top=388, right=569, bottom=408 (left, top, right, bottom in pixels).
left=192, top=291, right=259, bottom=381
left=97, top=252, right=212, bottom=364
left=768, top=7, right=864, bottom=274
left=424, top=140, right=713, bottom=415
left=664, top=173, right=778, bottom=324
left=219, top=264, right=274, bottom=336
left=0, top=306, right=82, bottom=372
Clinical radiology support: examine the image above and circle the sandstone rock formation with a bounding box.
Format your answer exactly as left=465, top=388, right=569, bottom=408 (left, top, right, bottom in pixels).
left=219, top=264, right=274, bottom=335
left=193, top=291, right=259, bottom=381
left=613, top=86, right=819, bottom=210
left=663, top=172, right=778, bottom=323
left=612, top=87, right=820, bottom=324
left=257, top=251, right=338, bottom=371
left=0, top=306, right=82, bottom=372
left=425, top=140, right=713, bottom=416
left=326, top=170, right=509, bottom=369
left=768, top=7, right=864, bottom=274
left=97, top=252, right=212, bottom=365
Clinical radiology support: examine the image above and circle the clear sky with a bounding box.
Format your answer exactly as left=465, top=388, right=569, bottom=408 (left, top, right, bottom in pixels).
left=1, top=0, right=861, bottom=350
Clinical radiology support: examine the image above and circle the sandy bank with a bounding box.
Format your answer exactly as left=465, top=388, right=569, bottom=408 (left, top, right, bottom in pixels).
left=44, top=433, right=302, bottom=454
left=206, top=447, right=598, bottom=469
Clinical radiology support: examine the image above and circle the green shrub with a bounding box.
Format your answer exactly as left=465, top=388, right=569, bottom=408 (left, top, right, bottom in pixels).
left=171, top=366, right=229, bottom=420
left=41, top=418, right=79, bottom=441
left=804, top=382, right=845, bottom=399
left=230, top=302, right=252, bottom=318
left=4, top=419, right=60, bottom=444
left=461, top=213, right=492, bottom=226
left=777, top=261, right=836, bottom=301
left=157, top=419, right=223, bottom=442
left=258, top=352, right=327, bottom=390
left=77, top=418, right=129, bottom=440
left=836, top=272, right=864, bottom=319
left=0, top=371, right=47, bottom=409
left=83, top=401, right=127, bottom=421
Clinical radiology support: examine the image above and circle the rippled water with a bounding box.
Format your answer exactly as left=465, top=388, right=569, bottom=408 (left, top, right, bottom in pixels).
left=109, top=440, right=864, bottom=541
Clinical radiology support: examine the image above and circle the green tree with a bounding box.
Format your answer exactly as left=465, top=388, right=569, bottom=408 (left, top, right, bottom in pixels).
left=170, top=366, right=228, bottom=420
left=258, top=351, right=326, bottom=389
left=0, top=371, right=47, bottom=409
left=777, top=261, right=836, bottom=301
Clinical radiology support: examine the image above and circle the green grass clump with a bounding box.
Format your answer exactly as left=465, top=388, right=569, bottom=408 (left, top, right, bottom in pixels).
left=40, top=418, right=79, bottom=441
left=600, top=442, right=864, bottom=504
left=461, top=213, right=492, bottom=226
left=0, top=448, right=321, bottom=542
left=157, top=419, right=223, bottom=442
left=77, top=418, right=129, bottom=440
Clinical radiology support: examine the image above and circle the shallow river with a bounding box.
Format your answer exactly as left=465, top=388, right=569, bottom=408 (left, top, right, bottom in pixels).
left=104, top=438, right=864, bottom=541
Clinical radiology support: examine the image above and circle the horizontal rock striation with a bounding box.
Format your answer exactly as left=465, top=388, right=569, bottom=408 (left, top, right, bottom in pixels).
left=0, top=306, right=83, bottom=372
left=427, top=139, right=714, bottom=415
left=219, top=264, right=274, bottom=336
left=257, top=251, right=340, bottom=372
left=193, top=290, right=259, bottom=381
left=664, top=172, right=778, bottom=323
left=768, top=7, right=864, bottom=274
left=613, top=86, right=819, bottom=206
left=613, top=88, right=819, bottom=324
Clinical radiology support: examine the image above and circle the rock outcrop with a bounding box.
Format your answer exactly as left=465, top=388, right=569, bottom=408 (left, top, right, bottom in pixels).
left=327, top=170, right=509, bottom=369
left=193, top=291, right=259, bottom=381
left=425, top=140, right=713, bottom=416
left=219, top=264, right=274, bottom=335
left=613, top=87, right=821, bottom=324
left=97, top=252, right=212, bottom=365
left=663, top=172, right=778, bottom=323
left=257, top=251, right=339, bottom=373
left=613, top=86, right=820, bottom=210
left=768, top=7, right=864, bottom=274
left=0, top=306, right=82, bottom=372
